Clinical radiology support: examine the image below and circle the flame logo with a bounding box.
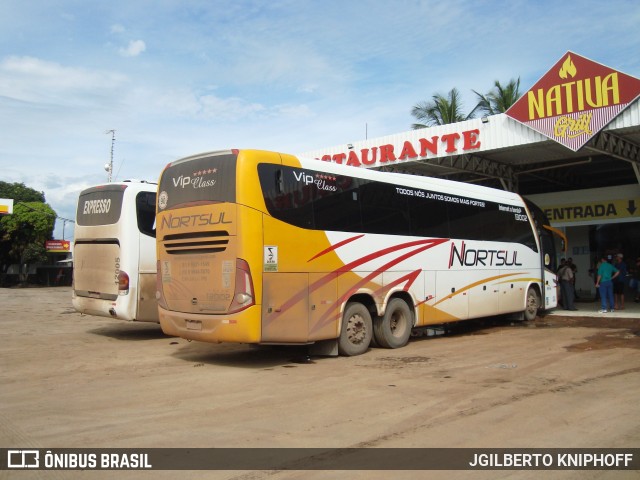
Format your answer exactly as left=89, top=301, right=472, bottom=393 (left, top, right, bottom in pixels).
left=558, top=55, right=577, bottom=79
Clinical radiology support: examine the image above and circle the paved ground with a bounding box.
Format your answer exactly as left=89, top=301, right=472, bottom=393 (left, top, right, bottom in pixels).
left=1, top=287, right=639, bottom=479
left=548, top=294, right=640, bottom=318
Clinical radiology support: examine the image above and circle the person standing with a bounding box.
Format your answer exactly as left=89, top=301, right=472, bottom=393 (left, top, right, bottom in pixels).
left=557, top=261, right=577, bottom=311
left=589, top=257, right=601, bottom=301
left=567, top=257, right=579, bottom=299
left=595, top=255, right=619, bottom=313
left=613, top=254, right=628, bottom=310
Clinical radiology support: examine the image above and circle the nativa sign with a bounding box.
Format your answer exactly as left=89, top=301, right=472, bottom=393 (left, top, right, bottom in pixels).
left=506, top=51, right=640, bottom=151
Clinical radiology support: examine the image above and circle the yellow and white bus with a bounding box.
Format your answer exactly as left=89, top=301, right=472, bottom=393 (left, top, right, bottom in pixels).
left=72, top=180, right=159, bottom=322
left=155, top=149, right=558, bottom=356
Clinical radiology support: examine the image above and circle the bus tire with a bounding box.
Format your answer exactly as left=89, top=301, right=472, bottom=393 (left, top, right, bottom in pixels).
left=338, top=302, right=373, bottom=356
left=374, top=298, right=413, bottom=349
left=524, top=286, right=540, bottom=321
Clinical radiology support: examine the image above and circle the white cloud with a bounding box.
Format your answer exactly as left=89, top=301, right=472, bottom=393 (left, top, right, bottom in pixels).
left=119, top=39, right=146, bottom=57
left=198, top=94, right=265, bottom=119
left=129, top=87, right=264, bottom=120
left=0, top=56, right=128, bottom=105
left=110, top=24, right=125, bottom=34
left=274, top=104, right=313, bottom=118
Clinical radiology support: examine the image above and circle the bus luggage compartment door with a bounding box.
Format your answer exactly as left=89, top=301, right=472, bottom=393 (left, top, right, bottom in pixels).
left=261, top=273, right=309, bottom=342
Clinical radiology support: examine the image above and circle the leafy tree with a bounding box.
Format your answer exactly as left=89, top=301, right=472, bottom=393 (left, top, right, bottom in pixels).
left=411, top=88, right=479, bottom=129
left=0, top=181, right=45, bottom=203
left=473, top=78, right=522, bottom=116
left=0, top=182, right=56, bottom=285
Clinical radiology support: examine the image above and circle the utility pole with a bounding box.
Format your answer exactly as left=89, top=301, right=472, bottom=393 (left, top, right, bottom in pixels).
left=105, top=129, right=116, bottom=182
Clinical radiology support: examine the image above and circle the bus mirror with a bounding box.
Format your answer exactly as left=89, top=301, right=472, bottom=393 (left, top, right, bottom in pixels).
left=543, top=224, right=568, bottom=254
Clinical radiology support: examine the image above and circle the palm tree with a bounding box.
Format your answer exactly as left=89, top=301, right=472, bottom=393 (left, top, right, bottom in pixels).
left=411, top=88, right=478, bottom=129
left=473, top=78, right=521, bottom=116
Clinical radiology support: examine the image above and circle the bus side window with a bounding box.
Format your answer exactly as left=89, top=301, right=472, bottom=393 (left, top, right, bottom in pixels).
left=360, top=181, right=410, bottom=235
left=137, top=192, right=157, bottom=238
left=313, top=178, right=361, bottom=232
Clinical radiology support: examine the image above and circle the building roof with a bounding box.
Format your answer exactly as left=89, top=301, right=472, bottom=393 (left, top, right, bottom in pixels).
left=301, top=101, right=640, bottom=197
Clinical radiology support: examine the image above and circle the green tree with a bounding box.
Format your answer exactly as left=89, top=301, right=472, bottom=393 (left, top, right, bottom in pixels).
left=0, top=182, right=56, bottom=285
left=411, top=88, right=478, bottom=129
left=0, top=181, right=45, bottom=203
left=473, top=78, right=522, bottom=116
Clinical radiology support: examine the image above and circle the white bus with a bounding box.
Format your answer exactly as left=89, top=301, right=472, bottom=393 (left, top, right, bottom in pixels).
left=155, top=149, right=559, bottom=355
left=72, top=180, right=159, bottom=322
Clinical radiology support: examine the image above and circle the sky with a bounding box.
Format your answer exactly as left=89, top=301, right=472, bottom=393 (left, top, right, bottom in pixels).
left=1, top=0, right=639, bottom=240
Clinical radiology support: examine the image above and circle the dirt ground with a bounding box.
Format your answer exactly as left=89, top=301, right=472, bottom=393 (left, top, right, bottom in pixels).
left=1, top=287, right=639, bottom=480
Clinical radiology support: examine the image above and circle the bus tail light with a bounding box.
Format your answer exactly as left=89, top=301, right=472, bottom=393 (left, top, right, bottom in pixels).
left=229, top=258, right=255, bottom=313
left=118, top=271, right=130, bottom=295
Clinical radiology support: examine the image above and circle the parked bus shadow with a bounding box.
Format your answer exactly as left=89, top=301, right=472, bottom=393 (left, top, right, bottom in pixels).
left=408, top=315, right=520, bottom=342
left=170, top=341, right=317, bottom=369
left=168, top=317, right=528, bottom=367
left=88, top=323, right=167, bottom=341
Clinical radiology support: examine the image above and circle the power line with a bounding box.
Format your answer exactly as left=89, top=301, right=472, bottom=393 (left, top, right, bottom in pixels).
left=14, top=201, right=74, bottom=223
left=12, top=202, right=75, bottom=240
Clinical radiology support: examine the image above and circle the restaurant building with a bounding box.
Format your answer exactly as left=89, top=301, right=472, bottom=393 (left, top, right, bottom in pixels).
left=302, top=52, right=640, bottom=296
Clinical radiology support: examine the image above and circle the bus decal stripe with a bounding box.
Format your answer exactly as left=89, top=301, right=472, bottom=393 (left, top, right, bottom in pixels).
left=267, top=239, right=447, bottom=331
left=336, top=238, right=449, bottom=273
left=309, top=243, right=445, bottom=334
left=330, top=242, right=442, bottom=308
left=433, top=272, right=527, bottom=306
left=371, top=269, right=422, bottom=300
left=495, top=277, right=541, bottom=284
left=307, top=234, right=364, bottom=262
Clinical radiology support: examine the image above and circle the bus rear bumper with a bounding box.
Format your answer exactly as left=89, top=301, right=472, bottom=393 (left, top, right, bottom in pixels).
left=158, top=306, right=262, bottom=344
left=72, top=294, right=135, bottom=321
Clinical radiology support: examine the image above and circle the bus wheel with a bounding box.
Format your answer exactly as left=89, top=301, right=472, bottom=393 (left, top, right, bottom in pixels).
left=374, top=298, right=412, bottom=349
left=524, top=287, right=540, bottom=321
left=338, top=303, right=373, bottom=356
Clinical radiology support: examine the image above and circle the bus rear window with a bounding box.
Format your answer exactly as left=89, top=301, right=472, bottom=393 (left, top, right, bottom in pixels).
left=76, top=186, right=125, bottom=226
left=157, top=153, right=237, bottom=211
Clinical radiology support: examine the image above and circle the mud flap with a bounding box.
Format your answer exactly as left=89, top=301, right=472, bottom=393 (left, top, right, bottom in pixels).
left=507, top=311, right=525, bottom=322
left=308, top=339, right=338, bottom=357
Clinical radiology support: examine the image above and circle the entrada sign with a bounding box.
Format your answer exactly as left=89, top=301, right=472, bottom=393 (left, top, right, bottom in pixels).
left=506, top=51, right=640, bottom=151
left=543, top=198, right=640, bottom=225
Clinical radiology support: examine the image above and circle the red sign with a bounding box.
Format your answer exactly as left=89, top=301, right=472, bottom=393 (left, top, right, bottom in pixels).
left=506, top=51, right=640, bottom=151
left=46, top=240, right=71, bottom=252
left=317, top=128, right=482, bottom=167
